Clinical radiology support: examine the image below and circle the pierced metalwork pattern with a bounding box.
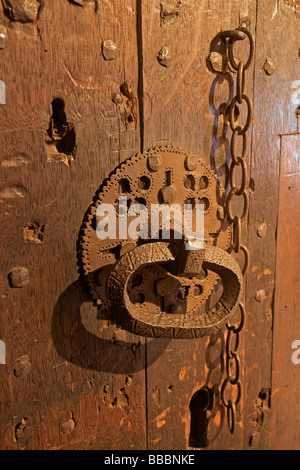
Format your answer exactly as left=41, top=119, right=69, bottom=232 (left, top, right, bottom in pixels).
left=78, top=146, right=241, bottom=338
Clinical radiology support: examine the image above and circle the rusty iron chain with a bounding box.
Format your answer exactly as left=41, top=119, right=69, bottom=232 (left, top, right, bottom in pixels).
left=220, top=26, right=254, bottom=434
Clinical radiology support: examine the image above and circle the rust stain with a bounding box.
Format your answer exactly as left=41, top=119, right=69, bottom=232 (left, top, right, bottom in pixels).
left=264, top=268, right=272, bottom=275
left=272, top=388, right=280, bottom=399
left=152, top=406, right=171, bottom=428
left=252, top=265, right=259, bottom=272
left=112, top=82, right=137, bottom=130
left=152, top=386, right=161, bottom=408
left=258, top=268, right=272, bottom=280
left=65, top=66, right=107, bottom=91
left=213, top=411, right=221, bottom=427
left=204, top=362, right=209, bottom=378
left=48, top=437, right=97, bottom=450
left=23, top=222, right=45, bottom=244
left=120, top=417, right=133, bottom=431
left=71, top=322, right=79, bottom=336
left=193, top=341, right=200, bottom=362
left=179, top=365, right=187, bottom=381
left=249, top=389, right=271, bottom=445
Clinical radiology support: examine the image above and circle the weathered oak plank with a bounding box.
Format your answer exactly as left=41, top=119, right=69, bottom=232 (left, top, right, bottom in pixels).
left=269, top=135, right=300, bottom=450
left=141, top=0, right=257, bottom=450
left=0, top=0, right=145, bottom=450
left=244, top=0, right=300, bottom=449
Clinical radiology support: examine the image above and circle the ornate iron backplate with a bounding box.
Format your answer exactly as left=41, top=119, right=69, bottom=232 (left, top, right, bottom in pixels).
left=78, top=146, right=243, bottom=338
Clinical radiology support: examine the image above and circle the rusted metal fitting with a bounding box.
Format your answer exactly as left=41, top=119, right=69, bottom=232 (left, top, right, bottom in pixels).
left=156, top=277, right=172, bottom=297
left=257, top=222, right=267, bottom=238
left=102, top=40, right=117, bottom=60
left=3, top=0, right=40, bottom=22
left=161, top=184, right=177, bottom=203
left=217, top=206, right=225, bottom=221
left=8, top=267, right=29, bottom=288
left=255, top=289, right=267, bottom=302
left=220, top=30, right=246, bottom=42
left=80, top=147, right=239, bottom=338
left=158, top=46, right=172, bottom=67
left=186, top=155, right=198, bottom=171
left=160, top=2, right=181, bottom=25
left=148, top=155, right=162, bottom=172
left=207, top=52, right=228, bottom=74
left=61, top=418, right=75, bottom=434
left=263, top=57, right=276, bottom=76
left=178, top=239, right=206, bottom=277
left=14, top=355, right=31, bottom=377
left=111, top=92, right=123, bottom=105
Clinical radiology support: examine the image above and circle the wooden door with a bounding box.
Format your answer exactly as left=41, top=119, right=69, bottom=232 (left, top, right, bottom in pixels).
left=0, top=0, right=300, bottom=450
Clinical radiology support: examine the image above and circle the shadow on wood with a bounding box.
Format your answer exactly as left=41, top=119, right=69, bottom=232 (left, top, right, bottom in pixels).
left=51, top=278, right=170, bottom=374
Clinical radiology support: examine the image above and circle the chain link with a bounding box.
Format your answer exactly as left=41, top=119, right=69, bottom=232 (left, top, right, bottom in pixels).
left=230, top=158, right=248, bottom=196
left=232, top=216, right=241, bottom=253
left=226, top=188, right=249, bottom=223
left=231, top=129, right=248, bottom=163
left=220, top=26, right=254, bottom=434
left=229, top=94, right=253, bottom=135
left=237, top=62, right=245, bottom=104
left=228, top=27, right=255, bottom=71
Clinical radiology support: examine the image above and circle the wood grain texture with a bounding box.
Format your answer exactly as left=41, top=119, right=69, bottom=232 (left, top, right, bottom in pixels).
left=244, top=0, right=300, bottom=449
left=269, top=135, right=300, bottom=450
left=0, top=0, right=146, bottom=450
left=140, top=0, right=257, bottom=450
left=0, top=0, right=299, bottom=450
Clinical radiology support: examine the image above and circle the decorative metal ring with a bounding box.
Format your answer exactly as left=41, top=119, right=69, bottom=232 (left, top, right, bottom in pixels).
left=230, top=157, right=248, bottom=196
left=226, top=188, right=249, bottom=223
left=231, top=129, right=248, bottom=163
left=228, top=27, right=255, bottom=71
left=229, top=94, right=253, bottom=135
